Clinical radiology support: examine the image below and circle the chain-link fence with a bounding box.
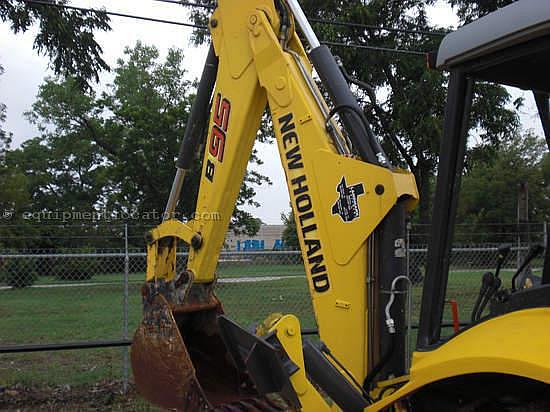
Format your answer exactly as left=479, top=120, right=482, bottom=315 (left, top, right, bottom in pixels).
left=408, top=222, right=546, bottom=335
left=0, top=223, right=546, bottom=389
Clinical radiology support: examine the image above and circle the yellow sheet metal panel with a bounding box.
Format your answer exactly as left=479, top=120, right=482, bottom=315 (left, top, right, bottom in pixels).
left=251, top=18, right=368, bottom=379
left=312, top=150, right=400, bottom=265
left=369, top=308, right=550, bottom=410
left=411, top=308, right=550, bottom=382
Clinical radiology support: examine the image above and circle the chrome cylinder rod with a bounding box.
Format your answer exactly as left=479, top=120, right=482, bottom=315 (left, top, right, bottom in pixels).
left=285, top=0, right=320, bottom=49
left=164, top=168, right=186, bottom=221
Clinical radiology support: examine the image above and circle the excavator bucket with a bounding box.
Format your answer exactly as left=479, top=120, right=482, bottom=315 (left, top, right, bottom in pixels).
left=131, top=287, right=284, bottom=411
left=131, top=293, right=206, bottom=410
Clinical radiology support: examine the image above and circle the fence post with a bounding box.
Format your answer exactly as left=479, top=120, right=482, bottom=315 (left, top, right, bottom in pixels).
left=405, top=220, right=412, bottom=372
left=123, top=224, right=129, bottom=392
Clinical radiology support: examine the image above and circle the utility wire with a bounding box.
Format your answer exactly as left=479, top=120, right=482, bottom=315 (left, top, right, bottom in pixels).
left=18, top=0, right=429, bottom=56
left=310, top=18, right=448, bottom=37
left=152, top=0, right=215, bottom=9
left=149, top=0, right=448, bottom=38
left=322, top=41, right=427, bottom=56
left=18, top=0, right=209, bottom=29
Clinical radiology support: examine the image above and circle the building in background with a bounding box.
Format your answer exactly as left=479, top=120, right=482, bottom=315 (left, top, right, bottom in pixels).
left=225, top=225, right=285, bottom=251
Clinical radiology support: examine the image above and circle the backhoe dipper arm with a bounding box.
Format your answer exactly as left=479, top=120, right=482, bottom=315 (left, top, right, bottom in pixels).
left=133, top=1, right=418, bottom=410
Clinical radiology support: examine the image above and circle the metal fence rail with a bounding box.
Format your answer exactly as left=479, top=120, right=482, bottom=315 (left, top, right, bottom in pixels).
left=0, top=223, right=545, bottom=389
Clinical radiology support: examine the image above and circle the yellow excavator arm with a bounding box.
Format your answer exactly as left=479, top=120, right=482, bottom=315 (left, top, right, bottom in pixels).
left=130, top=1, right=550, bottom=410
left=130, top=0, right=421, bottom=409
left=131, top=1, right=418, bottom=410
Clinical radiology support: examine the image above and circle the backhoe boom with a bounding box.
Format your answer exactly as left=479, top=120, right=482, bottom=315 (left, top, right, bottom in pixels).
left=132, top=1, right=418, bottom=410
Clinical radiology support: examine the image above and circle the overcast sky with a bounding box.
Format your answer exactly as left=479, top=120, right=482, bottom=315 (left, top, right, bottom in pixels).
left=0, top=1, right=543, bottom=224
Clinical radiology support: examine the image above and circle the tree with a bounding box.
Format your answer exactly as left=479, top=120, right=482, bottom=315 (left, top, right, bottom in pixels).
left=280, top=209, right=299, bottom=250
left=1, top=0, right=110, bottom=88
left=457, top=133, right=549, bottom=241
left=18, top=42, right=269, bottom=233
left=0, top=65, right=29, bottom=224
left=0, top=2, right=112, bottom=245
left=188, top=1, right=519, bottom=224
left=448, top=0, right=516, bottom=23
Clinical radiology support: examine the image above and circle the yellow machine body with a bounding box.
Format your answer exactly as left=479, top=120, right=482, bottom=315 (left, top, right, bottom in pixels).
left=131, top=0, right=550, bottom=410
left=371, top=308, right=550, bottom=410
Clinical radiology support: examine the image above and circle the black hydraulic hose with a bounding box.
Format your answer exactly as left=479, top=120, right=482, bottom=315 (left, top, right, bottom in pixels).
left=326, top=104, right=375, bottom=144
left=335, top=56, right=376, bottom=96
left=363, top=275, right=408, bottom=391
left=176, top=44, right=219, bottom=170
left=320, top=344, right=373, bottom=403
left=309, top=45, right=389, bottom=167
left=362, top=336, right=395, bottom=392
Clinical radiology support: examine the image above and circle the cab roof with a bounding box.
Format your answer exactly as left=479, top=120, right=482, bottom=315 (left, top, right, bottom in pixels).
left=436, top=0, right=550, bottom=93
left=437, top=0, right=550, bottom=68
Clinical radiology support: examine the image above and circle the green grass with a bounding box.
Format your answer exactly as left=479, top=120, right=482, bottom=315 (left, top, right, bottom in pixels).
left=8, top=263, right=306, bottom=287
left=0, top=264, right=541, bottom=387
left=0, top=274, right=314, bottom=387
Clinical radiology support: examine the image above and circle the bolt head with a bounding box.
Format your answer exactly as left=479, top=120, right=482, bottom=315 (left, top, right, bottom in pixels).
left=249, top=15, right=258, bottom=25
left=191, top=234, right=202, bottom=250
left=275, top=77, right=286, bottom=91
left=210, top=18, right=218, bottom=28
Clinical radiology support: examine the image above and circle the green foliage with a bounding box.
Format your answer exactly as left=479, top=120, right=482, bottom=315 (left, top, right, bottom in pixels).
left=188, top=1, right=520, bottom=224
left=53, top=257, right=96, bottom=281
left=542, top=153, right=550, bottom=186
left=1, top=259, right=37, bottom=288
left=281, top=209, right=299, bottom=250
left=0, top=65, right=8, bottom=147
left=0, top=67, right=29, bottom=226
left=4, top=42, right=268, bottom=240
left=448, top=0, right=516, bottom=23
left=458, top=133, right=549, bottom=231
left=0, top=0, right=111, bottom=88
left=231, top=211, right=263, bottom=236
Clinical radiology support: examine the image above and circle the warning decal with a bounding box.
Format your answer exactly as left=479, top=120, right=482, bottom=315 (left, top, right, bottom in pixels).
left=331, top=177, right=365, bottom=223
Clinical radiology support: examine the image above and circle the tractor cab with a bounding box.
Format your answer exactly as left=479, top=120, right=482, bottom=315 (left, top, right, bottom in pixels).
left=418, top=0, right=550, bottom=348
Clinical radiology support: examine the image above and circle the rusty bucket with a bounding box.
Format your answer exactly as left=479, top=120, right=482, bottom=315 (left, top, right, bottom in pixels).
left=131, top=290, right=282, bottom=411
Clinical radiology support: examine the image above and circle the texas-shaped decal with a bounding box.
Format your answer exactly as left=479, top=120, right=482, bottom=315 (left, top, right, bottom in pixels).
left=332, top=177, right=365, bottom=223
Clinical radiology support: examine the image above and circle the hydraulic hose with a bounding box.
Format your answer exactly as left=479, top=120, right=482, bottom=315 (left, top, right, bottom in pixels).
left=164, top=44, right=218, bottom=220
left=362, top=336, right=395, bottom=392
left=363, top=276, right=410, bottom=391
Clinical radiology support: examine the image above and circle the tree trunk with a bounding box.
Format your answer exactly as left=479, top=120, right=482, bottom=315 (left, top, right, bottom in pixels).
left=415, top=162, right=433, bottom=225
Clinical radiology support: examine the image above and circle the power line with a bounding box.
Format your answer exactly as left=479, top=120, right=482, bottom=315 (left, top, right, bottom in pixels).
left=149, top=0, right=447, bottom=38
left=18, top=0, right=428, bottom=56
left=310, top=18, right=448, bottom=37
left=152, top=0, right=215, bottom=9
left=322, top=41, right=427, bottom=56
left=18, top=0, right=208, bottom=29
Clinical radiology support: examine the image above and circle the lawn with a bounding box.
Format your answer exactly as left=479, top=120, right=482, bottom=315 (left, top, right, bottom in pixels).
left=0, top=274, right=314, bottom=386
left=16, top=263, right=307, bottom=286
left=0, top=263, right=539, bottom=387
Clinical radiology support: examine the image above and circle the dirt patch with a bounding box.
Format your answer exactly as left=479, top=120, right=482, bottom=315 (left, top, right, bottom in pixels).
left=0, top=381, right=161, bottom=411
